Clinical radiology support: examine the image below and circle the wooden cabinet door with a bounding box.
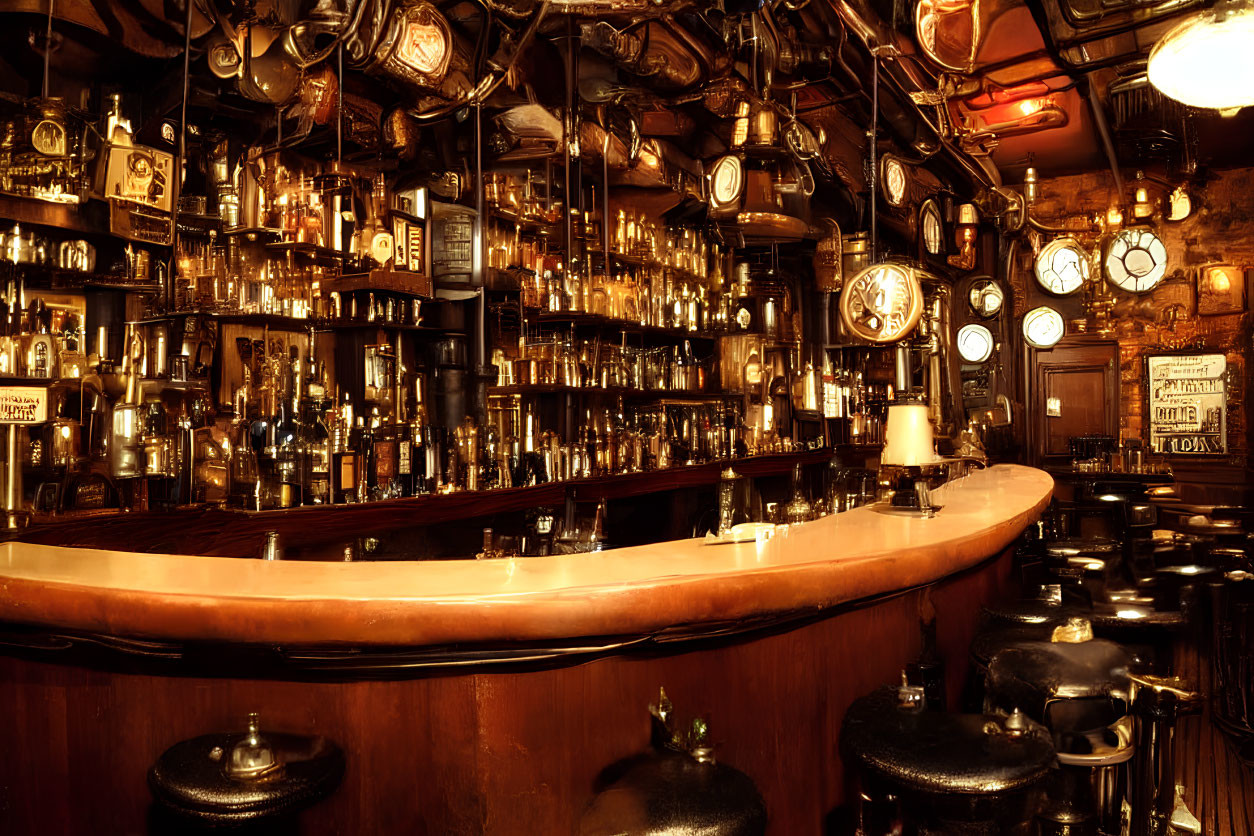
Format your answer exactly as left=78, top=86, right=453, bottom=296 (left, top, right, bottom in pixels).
left=1028, top=339, right=1119, bottom=464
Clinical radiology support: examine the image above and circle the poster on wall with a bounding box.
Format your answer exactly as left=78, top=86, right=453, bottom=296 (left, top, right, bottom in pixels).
left=1147, top=354, right=1227, bottom=454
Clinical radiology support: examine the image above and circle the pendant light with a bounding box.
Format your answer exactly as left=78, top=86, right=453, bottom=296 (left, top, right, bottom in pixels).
left=1147, top=0, right=1254, bottom=114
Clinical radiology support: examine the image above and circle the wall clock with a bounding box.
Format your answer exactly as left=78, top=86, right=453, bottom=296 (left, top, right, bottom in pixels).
left=968, top=278, right=1004, bottom=317
left=956, top=323, right=994, bottom=363
left=1104, top=228, right=1168, bottom=293
left=1034, top=237, right=1090, bottom=295
left=1022, top=305, right=1065, bottom=349
left=838, top=263, right=924, bottom=343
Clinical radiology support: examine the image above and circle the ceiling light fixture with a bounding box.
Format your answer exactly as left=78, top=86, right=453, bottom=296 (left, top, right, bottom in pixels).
left=1147, top=0, right=1254, bottom=114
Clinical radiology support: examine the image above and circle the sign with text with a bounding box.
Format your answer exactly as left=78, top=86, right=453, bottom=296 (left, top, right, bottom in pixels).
left=0, top=386, right=48, bottom=424
left=1147, top=354, right=1227, bottom=455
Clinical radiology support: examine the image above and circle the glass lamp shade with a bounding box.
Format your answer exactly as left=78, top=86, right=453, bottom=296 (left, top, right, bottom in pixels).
left=881, top=403, right=938, bottom=466
left=1147, top=0, right=1254, bottom=111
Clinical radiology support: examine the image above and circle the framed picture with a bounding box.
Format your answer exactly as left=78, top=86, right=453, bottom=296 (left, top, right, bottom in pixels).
left=1196, top=263, right=1246, bottom=315
left=1146, top=353, right=1227, bottom=455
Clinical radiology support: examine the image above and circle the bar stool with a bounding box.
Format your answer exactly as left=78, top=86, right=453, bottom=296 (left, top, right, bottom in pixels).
left=1128, top=674, right=1202, bottom=835
left=1209, top=570, right=1254, bottom=757
left=148, top=714, right=345, bottom=834
left=842, top=682, right=1055, bottom=835
left=579, top=688, right=766, bottom=836
left=984, top=622, right=1137, bottom=835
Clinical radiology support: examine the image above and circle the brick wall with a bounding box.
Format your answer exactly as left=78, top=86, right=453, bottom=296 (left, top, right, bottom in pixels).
left=1015, top=167, right=1252, bottom=470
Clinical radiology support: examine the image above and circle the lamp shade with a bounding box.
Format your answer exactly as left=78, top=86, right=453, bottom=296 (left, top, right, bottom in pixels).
left=881, top=403, right=939, bottom=466
left=1147, top=0, right=1254, bottom=112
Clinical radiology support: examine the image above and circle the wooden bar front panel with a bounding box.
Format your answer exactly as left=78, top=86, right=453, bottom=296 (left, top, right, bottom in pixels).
left=0, top=548, right=1014, bottom=835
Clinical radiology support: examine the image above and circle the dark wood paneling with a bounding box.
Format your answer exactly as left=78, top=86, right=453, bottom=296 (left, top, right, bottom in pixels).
left=0, top=549, right=1015, bottom=835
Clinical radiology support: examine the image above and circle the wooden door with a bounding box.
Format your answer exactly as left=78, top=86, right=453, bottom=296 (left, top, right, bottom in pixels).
left=1028, top=339, right=1119, bottom=465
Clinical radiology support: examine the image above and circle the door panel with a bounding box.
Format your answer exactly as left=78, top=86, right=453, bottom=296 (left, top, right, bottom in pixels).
left=1027, top=339, right=1119, bottom=465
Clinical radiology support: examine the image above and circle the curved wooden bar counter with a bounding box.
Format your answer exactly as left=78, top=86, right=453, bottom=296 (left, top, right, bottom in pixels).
left=0, top=465, right=1052, bottom=835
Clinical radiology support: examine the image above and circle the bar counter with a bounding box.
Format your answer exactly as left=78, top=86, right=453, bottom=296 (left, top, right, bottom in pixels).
left=0, top=464, right=1051, bottom=650
left=0, top=464, right=1053, bottom=835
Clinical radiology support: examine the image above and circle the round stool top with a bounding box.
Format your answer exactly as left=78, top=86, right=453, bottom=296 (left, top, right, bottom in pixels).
left=982, top=597, right=1087, bottom=627
left=970, top=624, right=1056, bottom=668
left=987, top=639, right=1135, bottom=705
left=149, top=727, right=344, bottom=825
left=1045, top=538, right=1120, bottom=558
left=842, top=687, right=1055, bottom=795
left=579, top=751, right=766, bottom=836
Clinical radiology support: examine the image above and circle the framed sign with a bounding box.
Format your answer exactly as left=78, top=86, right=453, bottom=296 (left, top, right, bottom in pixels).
left=1147, top=353, right=1227, bottom=454
left=0, top=386, right=48, bottom=424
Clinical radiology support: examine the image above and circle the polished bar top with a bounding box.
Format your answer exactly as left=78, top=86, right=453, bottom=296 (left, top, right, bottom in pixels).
left=0, top=465, right=1051, bottom=647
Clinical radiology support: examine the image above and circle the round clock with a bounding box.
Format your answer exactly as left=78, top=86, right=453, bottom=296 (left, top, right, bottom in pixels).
left=882, top=156, right=907, bottom=207
left=1034, top=237, right=1090, bottom=296
left=1104, top=228, right=1167, bottom=293
left=956, top=323, right=994, bottom=364
left=1022, top=305, right=1065, bottom=349
left=968, top=278, right=1004, bottom=317
left=838, top=263, right=924, bottom=343
left=708, top=155, right=743, bottom=209
left=920, top=200, right=943, bottom=256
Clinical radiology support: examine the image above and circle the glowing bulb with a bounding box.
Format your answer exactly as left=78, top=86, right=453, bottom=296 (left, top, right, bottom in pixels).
left=1106, top=206, right=1124, bottom=226
left=1148, top=0, right=1254, bottom=111
left=1018, top=98, right=1042, bottom=117
left=1116, top=609, right=1147, bottom=620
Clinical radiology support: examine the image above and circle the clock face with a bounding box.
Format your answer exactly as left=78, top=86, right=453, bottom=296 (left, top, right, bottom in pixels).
left=709, top=155, right=743, bottom=208
left=968, top=278, right=1003, bottom=317
left=1104, top=228, right=1167, bottom=293
left=1022, top=305, right=1065, bottom=349
left=1034, top=237, right=1089, bottom=295
left=882, top=157, right=907, bottom=206
left=921, top=200, right=943, bottom=255
left=838, top=263, right=924, bottom=343
left=956, top=323, right=994, bottom=364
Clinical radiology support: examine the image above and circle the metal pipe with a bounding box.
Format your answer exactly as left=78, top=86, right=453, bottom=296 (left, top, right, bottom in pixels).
left=41, top=0, right=53, bottom=99
left=5, top=425, right=20, bottom=528
left=1082, top=78, right=1126, bottom=204
left=167, top=0, right=193, bottom=314
left=473, top=102, right=486, bottom=373
left=868, top=53, right=879, bottom=262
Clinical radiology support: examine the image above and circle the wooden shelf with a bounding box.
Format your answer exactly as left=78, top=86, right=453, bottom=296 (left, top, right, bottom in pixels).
left=327, top=267, right=433, bottom=299
left=0, top=193, right=112, bottom=238
left=9, top=449, right=855, bottom=557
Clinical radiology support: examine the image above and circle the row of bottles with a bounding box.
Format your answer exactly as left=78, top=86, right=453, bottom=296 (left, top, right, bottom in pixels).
left=499, top=332, right=707, bottom=392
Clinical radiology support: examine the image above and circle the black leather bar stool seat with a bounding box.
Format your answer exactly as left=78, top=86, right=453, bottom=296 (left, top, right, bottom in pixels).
left=148, top=715, right=344, bottom=833
left=580, top=688, right=766, bottom=836
left=985, top=633, right=1137, bottom=835
left=843, top=686, right=1055, bottom=835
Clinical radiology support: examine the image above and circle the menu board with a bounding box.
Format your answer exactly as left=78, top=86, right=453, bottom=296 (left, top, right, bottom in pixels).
left=1147, top=354, right=1227, bottom=454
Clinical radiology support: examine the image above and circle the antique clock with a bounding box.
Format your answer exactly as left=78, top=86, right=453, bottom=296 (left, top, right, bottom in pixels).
left=1022, top=305, right=1065, bottom=349
left=956, top=323, right=994, bottom=364
left=1103, top=228, right=1168, bottom=293
left=1034, top=237, right=1090, bottom=295
left=838, top=263, right=924, bottom=343
left=968, top=278, right=1004, bottom=317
